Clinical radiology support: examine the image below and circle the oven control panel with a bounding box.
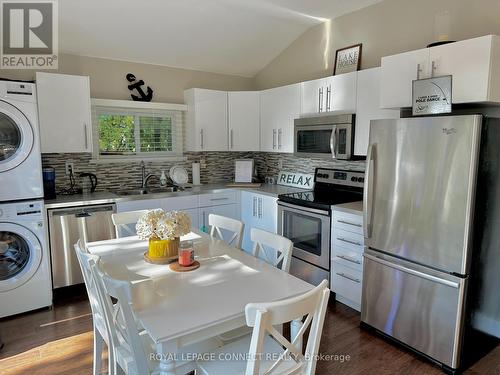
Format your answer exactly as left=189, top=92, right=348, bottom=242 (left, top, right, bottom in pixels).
left=315, top=168, right=365, bottom=188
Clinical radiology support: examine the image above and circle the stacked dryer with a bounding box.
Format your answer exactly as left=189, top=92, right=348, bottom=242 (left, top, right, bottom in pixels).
left=0, top=81, right=52, bottom=317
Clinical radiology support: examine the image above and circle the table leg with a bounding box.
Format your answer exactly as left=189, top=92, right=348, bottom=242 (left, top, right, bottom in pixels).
left=157, top=341, right=178, bottom=375
left=290, top=319, right=303, bottom=352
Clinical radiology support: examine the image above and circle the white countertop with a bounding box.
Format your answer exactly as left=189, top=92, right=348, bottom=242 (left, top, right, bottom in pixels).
left=333, top=200, right=363, bottom=214
left=44, top=183, right=308, bottom=209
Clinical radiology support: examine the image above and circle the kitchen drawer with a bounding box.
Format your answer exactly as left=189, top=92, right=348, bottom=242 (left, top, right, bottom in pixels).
left=163, top=195, right=198, bottom=210
left=331, top=261, right=362, bottom=308
left=198, top=190, right=237, bottom=207
left=332, top=228, right=364, bottom=252
left=332, top=245, right=363, bottom=270
left=333, top=211, right=363, bottom=235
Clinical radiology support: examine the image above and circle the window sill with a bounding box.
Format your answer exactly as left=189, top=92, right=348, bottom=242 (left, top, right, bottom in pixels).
left=90, top=156, right=187, bottom=164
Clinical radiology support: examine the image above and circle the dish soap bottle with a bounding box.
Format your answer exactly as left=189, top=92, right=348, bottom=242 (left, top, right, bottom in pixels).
left=160, top=170, right=167, bottom=187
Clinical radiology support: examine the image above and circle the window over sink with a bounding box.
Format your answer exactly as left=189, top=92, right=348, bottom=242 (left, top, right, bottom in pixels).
left=91, top=99, right=185, bottom=160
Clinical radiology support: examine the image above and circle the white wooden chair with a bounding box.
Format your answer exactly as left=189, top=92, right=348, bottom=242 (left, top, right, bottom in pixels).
left=91, top=260, right=222, bottom=375
left=111, top=210, right=149, bottom=238
left=209, top=214, right=244, bottom=249
left=251, top=228, right=293, bottom=273
left=197, top=279, right=330, bottom=375
left=74, top=240, right=114, bottom=375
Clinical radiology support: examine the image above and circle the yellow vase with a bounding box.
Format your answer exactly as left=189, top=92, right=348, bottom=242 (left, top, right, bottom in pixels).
left=148, top=237, right=180, bottom=259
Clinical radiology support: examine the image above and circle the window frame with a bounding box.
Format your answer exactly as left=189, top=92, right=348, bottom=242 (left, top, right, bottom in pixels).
left=91, top=99, right=186, bottom=161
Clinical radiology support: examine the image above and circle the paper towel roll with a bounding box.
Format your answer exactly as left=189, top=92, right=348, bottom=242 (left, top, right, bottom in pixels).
left=192, top=162, right=201, bottom=185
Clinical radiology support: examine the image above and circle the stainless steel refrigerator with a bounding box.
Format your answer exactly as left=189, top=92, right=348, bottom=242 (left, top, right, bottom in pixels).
left=361, top=114, right=500, bottom=372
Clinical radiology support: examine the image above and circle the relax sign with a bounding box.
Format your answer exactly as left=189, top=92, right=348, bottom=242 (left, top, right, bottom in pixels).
left=277, top=172, right=314, bottom=189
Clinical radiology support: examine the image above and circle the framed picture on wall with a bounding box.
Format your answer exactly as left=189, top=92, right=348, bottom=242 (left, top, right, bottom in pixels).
left=333, top=43, right=362, bottom=75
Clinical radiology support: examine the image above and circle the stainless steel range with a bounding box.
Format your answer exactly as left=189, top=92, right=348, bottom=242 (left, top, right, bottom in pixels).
left=278, top=168, right=364, bottom=286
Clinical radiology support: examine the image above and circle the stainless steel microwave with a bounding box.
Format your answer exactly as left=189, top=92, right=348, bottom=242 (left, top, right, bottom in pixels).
left=294, top=114, right=354, bottom=160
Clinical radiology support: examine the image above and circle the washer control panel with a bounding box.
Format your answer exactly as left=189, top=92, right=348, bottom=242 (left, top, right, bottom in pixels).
left=0, top=201, right=43, bottom=220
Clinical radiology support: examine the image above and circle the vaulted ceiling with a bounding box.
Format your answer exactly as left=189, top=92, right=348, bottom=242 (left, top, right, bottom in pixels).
left=59, top=0, right=383, bottom=77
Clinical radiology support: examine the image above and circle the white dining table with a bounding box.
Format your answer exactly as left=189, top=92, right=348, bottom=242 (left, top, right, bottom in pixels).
left=86, top=230, right=314, bottom=375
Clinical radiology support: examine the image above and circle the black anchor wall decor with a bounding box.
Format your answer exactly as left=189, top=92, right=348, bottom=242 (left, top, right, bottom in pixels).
left=126, top=73, right=153, bottom=102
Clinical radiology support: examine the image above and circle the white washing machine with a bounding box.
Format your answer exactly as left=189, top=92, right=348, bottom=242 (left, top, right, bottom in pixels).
left=0, top=199, right=52, bottom=318
left=0, top=81, right=43, bottom=202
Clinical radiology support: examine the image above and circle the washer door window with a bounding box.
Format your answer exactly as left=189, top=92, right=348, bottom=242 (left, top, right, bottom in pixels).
left=0, top=100, right=34, bottom=172
left=0, top=223, right=41, bottom=292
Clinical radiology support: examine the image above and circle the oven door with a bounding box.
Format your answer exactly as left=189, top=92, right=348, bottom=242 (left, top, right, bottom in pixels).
left=294, top=124, right=334, bottom=158
left=278, top=202, right=331, bottom=270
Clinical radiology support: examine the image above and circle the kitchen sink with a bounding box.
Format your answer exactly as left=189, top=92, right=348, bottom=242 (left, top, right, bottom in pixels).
left=114, top=186, right=190, bottom=196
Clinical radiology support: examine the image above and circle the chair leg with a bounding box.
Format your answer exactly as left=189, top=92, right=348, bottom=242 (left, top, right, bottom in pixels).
left=93, top=326, right=104, bottom=375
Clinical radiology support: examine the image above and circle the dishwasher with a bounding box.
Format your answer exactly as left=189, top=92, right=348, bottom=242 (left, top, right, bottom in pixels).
left=47, top=203, right=116, bottom=288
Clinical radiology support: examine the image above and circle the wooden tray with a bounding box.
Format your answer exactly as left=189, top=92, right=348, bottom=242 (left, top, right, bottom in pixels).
left=144, top=252, right=178, bottom=265
left=169, top=261, right=200, bottom=272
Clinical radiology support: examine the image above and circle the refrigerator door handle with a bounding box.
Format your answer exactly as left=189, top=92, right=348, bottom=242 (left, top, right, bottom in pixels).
left=364, top=253, right=460, bottom=289
left=363, top=143, right=375, bottom=238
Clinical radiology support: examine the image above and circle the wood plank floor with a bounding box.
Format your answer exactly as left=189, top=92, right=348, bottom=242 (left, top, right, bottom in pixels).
left=0, top=291, right=498, bottom=375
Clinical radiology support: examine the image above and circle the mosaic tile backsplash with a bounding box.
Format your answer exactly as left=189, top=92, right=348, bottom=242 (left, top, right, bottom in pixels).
left=41, top=152, right=366, bottom=193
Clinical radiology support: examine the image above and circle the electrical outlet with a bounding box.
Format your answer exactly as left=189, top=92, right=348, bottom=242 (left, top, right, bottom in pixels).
left=65, top=161, right=74, bottom=175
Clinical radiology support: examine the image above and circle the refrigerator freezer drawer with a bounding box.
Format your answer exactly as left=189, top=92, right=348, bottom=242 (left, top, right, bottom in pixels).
left=361, top=252, right=467, bottom=369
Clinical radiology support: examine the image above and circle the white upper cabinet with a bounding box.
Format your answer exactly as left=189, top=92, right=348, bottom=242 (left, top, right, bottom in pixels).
left=380, top=48, right=430, bottom=109
left=184, top=88, right=228, bottom=151
left=380, top=35, right=500, bottom=108
left=36, top=72, right=92, bottom=153
left=260, top=83, right=301, bottom=153
left=324, top=72, right=357, bottom=113
left=301, top=72, right=357, bottom=116
left=228, top=91, right=260, bottom=151
left=301, top=77, right=325, bottom=114
left=429, top=36, right=494, bottom=104
left=355, top=68, right=400, bottom=156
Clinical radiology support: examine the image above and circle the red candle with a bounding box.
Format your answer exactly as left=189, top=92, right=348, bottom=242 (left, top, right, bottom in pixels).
left=179, top=241, right=194, bottom=266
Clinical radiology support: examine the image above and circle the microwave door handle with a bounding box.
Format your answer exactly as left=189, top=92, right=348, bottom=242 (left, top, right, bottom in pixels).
left=330, top=126, right=337, bottom=159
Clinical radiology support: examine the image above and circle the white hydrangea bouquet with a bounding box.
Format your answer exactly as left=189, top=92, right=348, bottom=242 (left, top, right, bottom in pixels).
left=137, top=209, right=191, bottom=260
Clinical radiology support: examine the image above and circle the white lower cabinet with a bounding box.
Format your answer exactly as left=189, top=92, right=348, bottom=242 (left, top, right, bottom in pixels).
left=199, top=204, right=239, bottom=235
left=240, top=191, right=277, bottom=253
left=331, top=207, right=364, bottom=311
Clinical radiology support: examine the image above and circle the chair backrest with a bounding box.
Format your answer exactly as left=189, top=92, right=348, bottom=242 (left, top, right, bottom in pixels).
left=244, top=280, right=330, bottom=375
left=74, top=241, right=105, bottom=329
left=250, top=228, right=293, bottom=272
left=208, top=214, right=244, bottom=249
left=111, top=210, right=149, bottom=238
left=90, top=261, right=151, bottom=374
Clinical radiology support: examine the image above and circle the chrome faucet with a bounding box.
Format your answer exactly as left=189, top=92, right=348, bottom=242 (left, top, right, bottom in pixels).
left=140, top=161, right=157, bottom=191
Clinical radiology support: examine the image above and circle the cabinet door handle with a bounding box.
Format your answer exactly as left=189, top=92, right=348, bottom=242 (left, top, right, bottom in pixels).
left=416, top=63, right=423, bottom=80
left=83, top=123, right=88, bottom=150
left=319, top=87, right=323, bottom=112
left=278, top=128, right=282, bottom=150
left=272, top=129, right=277, bottom=149
left=258, top=198, right=262, bottom=219
left=253, top=197, right=257, bottom=217
left=431, top=60, right=437, bottom=78
left=210, top=197, right=229, bottom=202
left=200, top=129, right=204, bottom=149
left=337, top=220, right=362, bottom=228
left=337, top=254, right=361, bottom=265
left=336, top=272, right=360, bottom=283
left=337, top=237, right=362, bottom=246
left=230, top=129, right=234, bottom=149
left=326, top=85, right=331, bottom=111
